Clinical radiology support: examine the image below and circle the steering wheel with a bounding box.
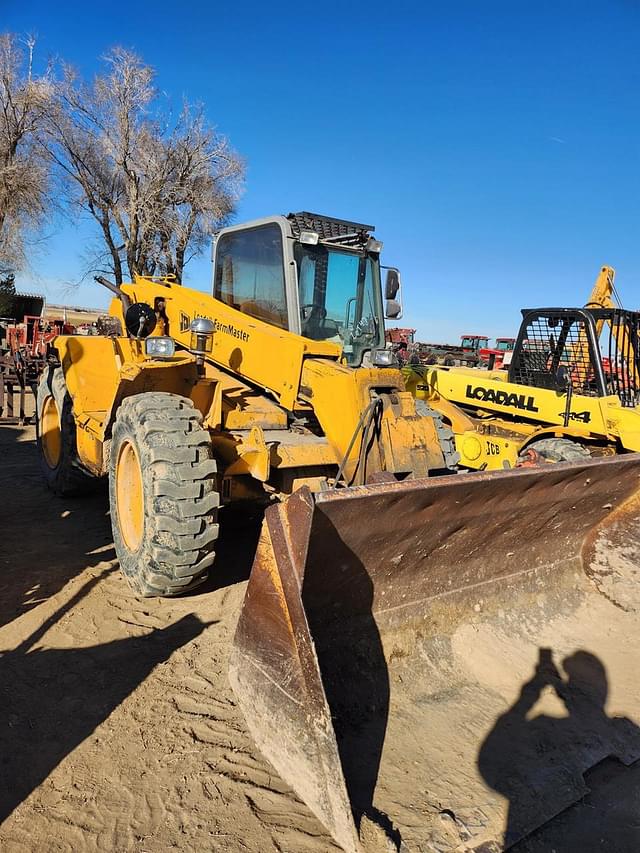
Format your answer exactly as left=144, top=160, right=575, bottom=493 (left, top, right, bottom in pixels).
left=301, top=304, right=328, bottom=336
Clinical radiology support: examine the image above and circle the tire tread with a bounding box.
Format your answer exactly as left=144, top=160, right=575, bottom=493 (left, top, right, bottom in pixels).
left=109, top=393, right=218, bottom=597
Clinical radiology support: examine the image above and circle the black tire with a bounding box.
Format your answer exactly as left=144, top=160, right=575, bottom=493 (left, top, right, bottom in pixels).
left=36, top=365, right=96, bottom=495
left=414, top=399, right=460, bottom=470
left=524, top=437, right=591, bottom=464
left=109, top=393, right=219, bottom=597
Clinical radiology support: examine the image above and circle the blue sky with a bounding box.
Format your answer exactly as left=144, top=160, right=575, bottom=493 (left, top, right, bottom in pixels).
left=5, top=0, right=640, bottom=341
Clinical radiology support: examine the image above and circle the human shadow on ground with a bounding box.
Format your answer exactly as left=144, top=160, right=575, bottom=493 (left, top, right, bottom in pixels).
left=0, top=423, right=114, bottom=631
left=0, top=569, right=211, bottom=825
left=478, top=647, right=640, bottom=852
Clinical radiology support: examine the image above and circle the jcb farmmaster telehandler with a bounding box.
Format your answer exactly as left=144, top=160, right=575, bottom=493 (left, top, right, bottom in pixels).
left=37, top=223, right=640, bottom=852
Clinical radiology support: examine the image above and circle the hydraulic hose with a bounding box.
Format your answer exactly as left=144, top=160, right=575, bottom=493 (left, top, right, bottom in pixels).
left=333, top=398, right=383, bottom=488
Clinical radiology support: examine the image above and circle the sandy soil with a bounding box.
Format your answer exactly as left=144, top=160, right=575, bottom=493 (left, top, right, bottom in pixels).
left=2, top=421, right=640, bottom=853
left=0, top=422, right=337, bottom=853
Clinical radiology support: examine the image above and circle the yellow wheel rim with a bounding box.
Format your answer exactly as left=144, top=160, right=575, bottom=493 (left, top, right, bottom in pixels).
left=41, top=396, right=62, bottom=469
left=115, top=439, right=145, bottom=551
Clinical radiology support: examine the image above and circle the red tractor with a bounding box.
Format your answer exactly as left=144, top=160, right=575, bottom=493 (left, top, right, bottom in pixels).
left=418, top=333, right=489, bottom=366
left=478, top=337, right=516, bottom=369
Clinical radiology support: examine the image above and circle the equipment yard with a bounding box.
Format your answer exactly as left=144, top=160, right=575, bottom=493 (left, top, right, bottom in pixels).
left=1, top=5, right=639, bottom=850
left=3, top=216, right=640, bottom=852
left=3, top=420, right=640, bottom=853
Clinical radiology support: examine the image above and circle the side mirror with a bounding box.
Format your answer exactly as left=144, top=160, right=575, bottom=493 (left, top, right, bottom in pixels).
left=384, top=268, right=400, bottom=300
left=125, top=302, right=157, bottom=339
left=383, top=268, right=402, bottom=319
left=385, top=299, right=402, bottom=319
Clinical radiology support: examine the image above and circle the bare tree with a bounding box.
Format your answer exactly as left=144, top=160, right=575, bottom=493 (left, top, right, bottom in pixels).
left=47, top=48, right=243, bottom=284
left=0, top=33, right=54, bottom=272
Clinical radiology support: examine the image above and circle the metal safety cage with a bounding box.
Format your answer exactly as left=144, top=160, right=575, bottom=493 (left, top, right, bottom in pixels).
left=508, top=308, right=606, bottom=397
left=590, top=307, right=640, bottom=408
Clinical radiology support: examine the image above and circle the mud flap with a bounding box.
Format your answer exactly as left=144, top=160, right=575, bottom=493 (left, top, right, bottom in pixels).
left=229, top=455, right=640, bottom=852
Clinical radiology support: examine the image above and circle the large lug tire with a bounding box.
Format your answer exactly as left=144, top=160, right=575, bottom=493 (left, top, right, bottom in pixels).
left=415, top=399, right=461, bottom=470
left=36, top=365, right=96, bottom=496
left=109, top=393, right=219, bottom=597
left=523, top=437, right=591, bottom=464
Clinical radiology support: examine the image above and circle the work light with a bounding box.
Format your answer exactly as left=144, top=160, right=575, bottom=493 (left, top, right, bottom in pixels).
left=144, top=336, right=175, bottom=359
left=299, top=230, right=319, bottom=245
left=372, top=349, right=398, bottom=367
left=190, top=317, right=215, bottom=355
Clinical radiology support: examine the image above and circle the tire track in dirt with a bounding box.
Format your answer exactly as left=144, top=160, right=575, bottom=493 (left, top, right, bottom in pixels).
left=0, top=424, right=338, bottom=853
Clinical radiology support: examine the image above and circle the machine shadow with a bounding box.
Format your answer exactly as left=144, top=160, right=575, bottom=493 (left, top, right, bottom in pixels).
left=0, top=597, right=209, bottom=825
left=302, top=511, right=394, bottom=839
left=0, top=423, right=114, bottom=632
left=0, top=426, right=214, bottom=825
left=197, top=504, right=264, bottom=593
left=477, top=647, right=640, bottom=852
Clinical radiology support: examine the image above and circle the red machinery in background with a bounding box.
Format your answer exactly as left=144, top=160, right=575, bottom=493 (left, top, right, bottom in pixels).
left=385, top=327, right=416, bottom=345
left=1, top=306, right=75, bottom=422
left=416, top=333, right=489, bottom=366
left=384, top=327, right=418, bottom=364
left=478, top=336, right=516, bottom=369
left=385, top=328, right=518, bottom=369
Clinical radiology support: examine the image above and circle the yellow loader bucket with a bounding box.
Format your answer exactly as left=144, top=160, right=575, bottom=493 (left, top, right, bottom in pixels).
left=229, top=456, right=640, bottom=852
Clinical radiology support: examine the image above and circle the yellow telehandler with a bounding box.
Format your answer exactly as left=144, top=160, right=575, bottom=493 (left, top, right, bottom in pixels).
left=36, top=222, right=640, bottom=852
left=405, top=265, right=640, bottom=469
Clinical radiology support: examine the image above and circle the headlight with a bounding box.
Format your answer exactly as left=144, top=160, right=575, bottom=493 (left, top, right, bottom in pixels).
left=372, top=348, right=398, bottom=367
left=145, top=336, right=175, bottom=359
left=299, top=230, right=319, bottom=245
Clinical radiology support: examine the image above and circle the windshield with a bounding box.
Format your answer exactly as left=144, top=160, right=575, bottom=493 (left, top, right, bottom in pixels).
left=294, top=244, right=384, bottom=366
left=462, top=336, right=488, bottom=350
left=497, top=339, right=513, bottom=351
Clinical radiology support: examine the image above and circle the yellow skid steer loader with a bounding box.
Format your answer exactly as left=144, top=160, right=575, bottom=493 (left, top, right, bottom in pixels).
left=36, top=219, right=640, bottom=851
left=405, top=267, right=640, bottom=470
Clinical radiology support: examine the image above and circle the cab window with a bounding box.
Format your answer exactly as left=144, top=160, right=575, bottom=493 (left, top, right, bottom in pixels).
left=214, top=224, right=288, bottom=329
left=294, top=243, right=383, bottom=366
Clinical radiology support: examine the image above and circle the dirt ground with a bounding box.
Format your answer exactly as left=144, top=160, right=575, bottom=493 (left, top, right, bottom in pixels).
left=2, top=421, right=640, bottom=853
left=0, top=422, right=338, bottom=853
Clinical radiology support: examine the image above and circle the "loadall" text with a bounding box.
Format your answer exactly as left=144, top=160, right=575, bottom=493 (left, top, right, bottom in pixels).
left=465, top=384, right=539, bottom=412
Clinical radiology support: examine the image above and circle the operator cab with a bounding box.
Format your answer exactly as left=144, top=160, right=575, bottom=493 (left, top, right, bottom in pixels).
left=212, top=212, right=400, bottom=367
left=460, top=335, right=489, bottom=352
left=495, top=337, right=515, bottom=352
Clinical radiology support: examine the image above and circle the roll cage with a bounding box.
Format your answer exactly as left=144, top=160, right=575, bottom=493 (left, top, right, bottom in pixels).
left=509, top=307, right=640, bottom=406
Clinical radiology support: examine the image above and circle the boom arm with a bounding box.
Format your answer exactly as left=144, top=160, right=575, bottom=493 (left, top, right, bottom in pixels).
left=585, top=265, right=617, bottom=311
left=113, top=277, right=342, bottom=412
left=582, top=265, right=637, bottom=382
left=570, top=266, right=616, bottom=372
left=108, top=277, right=446, bottom=483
